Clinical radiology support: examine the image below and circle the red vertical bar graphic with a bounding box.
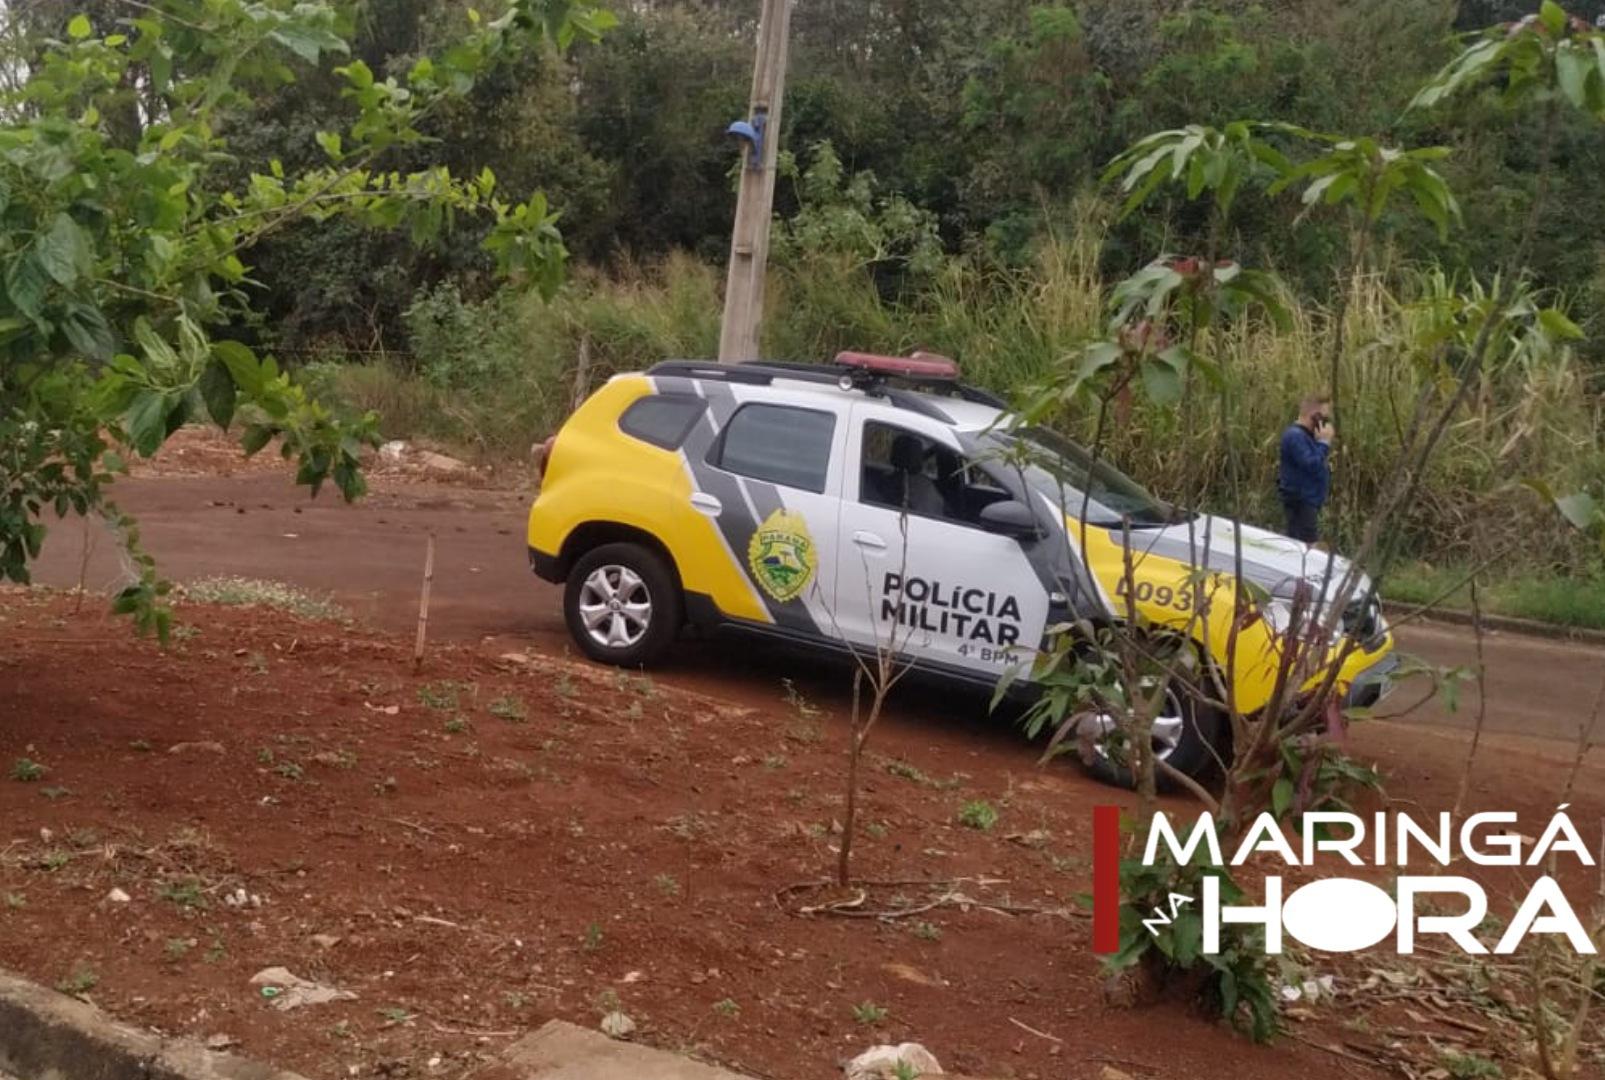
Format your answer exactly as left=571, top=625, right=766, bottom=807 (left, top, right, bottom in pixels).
left=1092, top=804, right=1121, bottom=954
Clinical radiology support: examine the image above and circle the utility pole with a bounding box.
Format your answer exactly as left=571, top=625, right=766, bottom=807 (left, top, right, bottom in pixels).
left=717, top=0, right=793, bottom=364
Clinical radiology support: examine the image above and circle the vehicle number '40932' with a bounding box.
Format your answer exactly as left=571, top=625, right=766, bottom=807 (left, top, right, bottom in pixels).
left=1115, top=576, right=1194, bottom=612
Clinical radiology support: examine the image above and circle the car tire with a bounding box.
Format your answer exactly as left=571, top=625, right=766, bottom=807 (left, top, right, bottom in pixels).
left=1085, top=688, right=1228, bottom=791
left=564, top=542, right=681, bottom=668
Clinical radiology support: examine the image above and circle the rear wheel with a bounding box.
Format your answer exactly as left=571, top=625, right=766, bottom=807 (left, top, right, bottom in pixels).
left=564, top=542, right=681, bottom=667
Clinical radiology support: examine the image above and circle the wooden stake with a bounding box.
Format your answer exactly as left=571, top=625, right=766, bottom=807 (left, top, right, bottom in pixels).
left=413, top=533, right=435, bottom=673
left=717, top=0, right=793, bottom=363
left=571, top=333, right=592, bottom=413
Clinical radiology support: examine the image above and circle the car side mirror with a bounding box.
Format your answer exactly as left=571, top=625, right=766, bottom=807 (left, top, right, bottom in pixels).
left=978, top=499, right=1042, bottom=540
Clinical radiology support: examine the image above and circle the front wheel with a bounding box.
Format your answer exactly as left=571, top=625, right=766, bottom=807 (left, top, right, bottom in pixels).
left=564, top=542, right=681, bottom=668
left=1084, top=686, right=1227, bottom=790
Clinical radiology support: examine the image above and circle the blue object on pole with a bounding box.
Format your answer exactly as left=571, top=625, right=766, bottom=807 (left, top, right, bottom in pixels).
left=725, top=110, right=767, bottom=170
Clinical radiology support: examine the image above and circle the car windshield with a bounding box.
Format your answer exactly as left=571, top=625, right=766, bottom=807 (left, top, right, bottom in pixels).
left=981, top=426, right=1174, bottom=527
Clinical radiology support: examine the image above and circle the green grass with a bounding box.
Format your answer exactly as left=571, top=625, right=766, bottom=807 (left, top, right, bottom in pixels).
left=9, top=758, right=44, bottom=782
left=1383, top=563, right=1605, bottom=631
left=957, top=800, right=999, bottom=831
left=183, top=577, right=348, bottom=621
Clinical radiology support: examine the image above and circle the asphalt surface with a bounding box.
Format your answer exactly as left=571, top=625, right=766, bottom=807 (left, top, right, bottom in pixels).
left=27, top=469, right=1605, bottom=745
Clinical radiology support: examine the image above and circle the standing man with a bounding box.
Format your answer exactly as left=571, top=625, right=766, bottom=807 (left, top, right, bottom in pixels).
left=1278, top=393, right=1333, bottom=544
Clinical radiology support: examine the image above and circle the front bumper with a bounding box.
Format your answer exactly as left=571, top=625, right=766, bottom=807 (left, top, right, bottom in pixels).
left=1341, top=647, right=1400, bottom=710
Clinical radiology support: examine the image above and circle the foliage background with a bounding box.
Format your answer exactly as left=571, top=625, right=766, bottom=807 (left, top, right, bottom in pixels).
left=8, top=0, right=1600, bottom=586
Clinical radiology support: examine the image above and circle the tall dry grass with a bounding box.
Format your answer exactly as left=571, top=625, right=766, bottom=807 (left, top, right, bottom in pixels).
left=309, top=225, right=1601, bottom=571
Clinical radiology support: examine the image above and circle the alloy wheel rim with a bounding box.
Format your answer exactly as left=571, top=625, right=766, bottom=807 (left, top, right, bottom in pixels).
left=578, top=565, right=652, bottom=649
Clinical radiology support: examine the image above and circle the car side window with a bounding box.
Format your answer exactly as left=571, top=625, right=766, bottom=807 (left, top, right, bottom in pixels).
left=618, top=394, right=707, bottom=450
left=714, top=403, right=837, bottom=493
left=860, top=421, right=1010, bottom=526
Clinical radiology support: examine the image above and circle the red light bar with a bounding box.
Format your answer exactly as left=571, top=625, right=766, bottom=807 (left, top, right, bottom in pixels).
left=835, top=350, right=959, bottom=380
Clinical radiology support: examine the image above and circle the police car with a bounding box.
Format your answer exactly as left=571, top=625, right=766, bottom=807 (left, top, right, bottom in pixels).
left=526, top=352, right=1396, bottom=782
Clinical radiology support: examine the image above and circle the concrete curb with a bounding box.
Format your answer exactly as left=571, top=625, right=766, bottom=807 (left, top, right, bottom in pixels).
left=0, top=969, right=307, bottom=1080
left=500, top=1020, right=752, bottom=1079
left=1385, top=603, right=1605, bottom=647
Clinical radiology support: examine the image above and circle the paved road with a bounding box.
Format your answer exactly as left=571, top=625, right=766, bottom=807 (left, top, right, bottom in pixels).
left=28, top=470, right=1605, bottom=744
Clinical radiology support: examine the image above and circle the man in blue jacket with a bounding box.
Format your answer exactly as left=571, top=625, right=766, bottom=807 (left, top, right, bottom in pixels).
left=1278, top=393, right=1333, bottom=544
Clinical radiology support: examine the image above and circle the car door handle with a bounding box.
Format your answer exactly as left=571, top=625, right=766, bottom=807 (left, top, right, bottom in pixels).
left=852, top=531, right=887, bottom=551
left=690, top=493, right=722, bottom=517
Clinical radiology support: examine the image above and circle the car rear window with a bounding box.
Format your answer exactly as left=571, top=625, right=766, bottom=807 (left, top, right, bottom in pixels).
left=714, top=403, right=836, bottom=493
left=618, top=394, right=707, bottom=450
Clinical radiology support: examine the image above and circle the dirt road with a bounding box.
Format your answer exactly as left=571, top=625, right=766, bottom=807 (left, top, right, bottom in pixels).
left=30, top=466, right=1605, bottom=749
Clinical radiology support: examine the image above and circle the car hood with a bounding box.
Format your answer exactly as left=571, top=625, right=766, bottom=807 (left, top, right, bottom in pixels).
left=1121, top=515, right=1369, bottom=604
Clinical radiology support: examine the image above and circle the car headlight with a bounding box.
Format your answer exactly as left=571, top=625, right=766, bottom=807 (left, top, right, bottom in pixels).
left=1266, top=579, right=1384, bottom=645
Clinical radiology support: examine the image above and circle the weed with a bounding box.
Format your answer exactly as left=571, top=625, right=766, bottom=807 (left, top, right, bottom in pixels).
left=377, top=1006, right=412, bottom=1024
left=852, top=1001, right=888, bottom=1025
left=912, top=921, right=941, bottom=941
left=373, top=775, right=398, bottom=796
left=164, top=937, right=193, bottom=961
left=204, top=937, right=227, bottom=964
left=158, top=878, right=206, bottom=910
left=958, top=800, right=999, bottom=831
left=884, top=758, right=961, bottom=789
left=503, top=990, right=528, bottom=1009
left=1442, top=1051, right=1502, bottom=1079
left=712, top=997, right=740, bottom=1018
left=488, top=694, right=527, bottom=722
left=443, top=716, right=469, bottom=734
left=68, top=827, right=98, bottom=848
left=664, top=813, right=710, bottom=840
left=10, top=758, right=45, bottom=782
left=244, top=651, right=269, bottom=675
left=129, top=739, right=152, bottom=752
left=256, top=747, right=274, bottom=765
left=653, top=873, right=680, bottom=897
left=893, top=1063, right=919, bottom=1080
left=596, top=988, right=621, bottom=1013
left=4, top=892, right=24, bottom=909
left=274, top=761, right=304, bottom=781
left=56, top=967, right=98, bottom=996
left=782, top=678, right=824, bottom=743
left=40, top=786, right=70, bottom=800
left=556, top=673, right=576, bottom=699
left=582, top=921, right=603, bottom=950
left=626, top=700, right=644, bottom=722
left=184, top=577, right=348, bottom=621
left=864, top=821, right=888, bottom=840
left=329, top=1020, right=352, bottom=1040
left=630, top=673, right=656, bottom=697
left=416, top=681, right=464, bottom=710
left=885, top=759, right=931, bottom=784
left=39, top=849, right=70, bottom=871
left=762, top=753, right=787, bottom=770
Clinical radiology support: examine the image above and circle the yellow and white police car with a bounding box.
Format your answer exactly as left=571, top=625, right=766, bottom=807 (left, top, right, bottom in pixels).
left=527, top=352, right=1396, bottom=781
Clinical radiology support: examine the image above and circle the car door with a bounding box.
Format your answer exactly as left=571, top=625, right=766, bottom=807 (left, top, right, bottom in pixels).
left=834, top=404, right=1052, bottom=682
left=691, top=393, right=847, bottom=643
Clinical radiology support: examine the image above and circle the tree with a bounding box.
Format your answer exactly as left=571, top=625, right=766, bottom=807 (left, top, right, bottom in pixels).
left=0, top=0, right=613, bottom=634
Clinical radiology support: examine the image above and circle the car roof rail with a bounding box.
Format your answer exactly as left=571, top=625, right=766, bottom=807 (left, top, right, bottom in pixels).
left=644, top=359, right=1002, bottom=418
